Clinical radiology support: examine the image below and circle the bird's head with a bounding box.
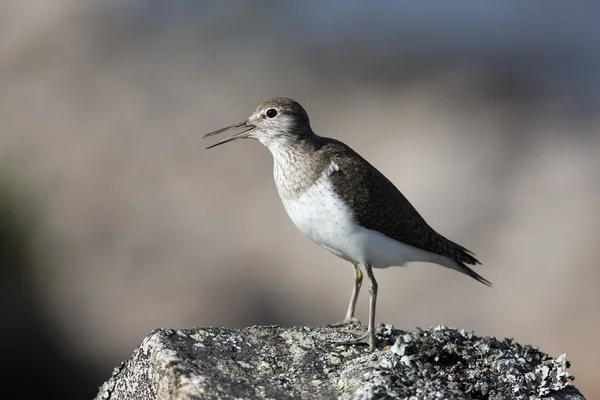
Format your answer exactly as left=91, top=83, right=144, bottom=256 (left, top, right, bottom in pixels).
left=204, top=97, right=313, bottom=149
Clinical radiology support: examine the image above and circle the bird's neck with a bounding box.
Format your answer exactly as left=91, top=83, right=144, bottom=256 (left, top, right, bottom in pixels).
left=268, top=135, right=327, bottom=199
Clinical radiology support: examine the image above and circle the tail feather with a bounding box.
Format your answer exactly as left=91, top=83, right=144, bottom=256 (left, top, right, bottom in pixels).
left=457, top=244, right=479, bottom=260
left=440, top=240, right=490, bottom=287
left=454, top=260, right=492, bottom=287
left=451, top=242, right=481, bottom=265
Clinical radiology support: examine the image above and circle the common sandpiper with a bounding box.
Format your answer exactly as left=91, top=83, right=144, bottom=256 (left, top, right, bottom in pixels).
left=204, top=97, right=491, bottom=351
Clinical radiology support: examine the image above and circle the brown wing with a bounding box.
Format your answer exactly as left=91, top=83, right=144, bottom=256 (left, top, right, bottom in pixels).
left=323, top=139, right=480, bottom=267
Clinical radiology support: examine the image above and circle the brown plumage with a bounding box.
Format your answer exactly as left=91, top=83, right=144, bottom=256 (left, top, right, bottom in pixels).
left=289, top=135, right=491, bottom=287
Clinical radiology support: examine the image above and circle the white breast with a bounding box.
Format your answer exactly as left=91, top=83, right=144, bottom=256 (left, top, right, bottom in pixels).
left=280, top=174, right=360, bottom=262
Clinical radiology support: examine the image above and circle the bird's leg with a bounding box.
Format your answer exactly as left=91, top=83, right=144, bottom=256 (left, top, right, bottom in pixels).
left=364, top=263, right=377, bottom=351
left=328, top=263, right=363, bottom=327
left=345, top=262, right=363, bottom=323
left=334, top=263, right=378, bottom=352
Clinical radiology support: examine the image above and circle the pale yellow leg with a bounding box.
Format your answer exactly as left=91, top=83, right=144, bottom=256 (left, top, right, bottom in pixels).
left=329, top=263, right=363, bottom=327
left=335, top=263, right=378, bottom=352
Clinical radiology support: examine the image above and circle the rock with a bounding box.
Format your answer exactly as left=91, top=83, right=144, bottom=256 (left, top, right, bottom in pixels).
left=95, top=325, right=584, bottom=400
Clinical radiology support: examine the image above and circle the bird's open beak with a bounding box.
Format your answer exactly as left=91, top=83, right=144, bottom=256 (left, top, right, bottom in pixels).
left=203, top=120, right=256, bottom=149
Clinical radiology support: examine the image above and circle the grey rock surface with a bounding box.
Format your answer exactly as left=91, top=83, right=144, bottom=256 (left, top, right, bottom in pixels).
left=96, top=325, right=584, bottom=400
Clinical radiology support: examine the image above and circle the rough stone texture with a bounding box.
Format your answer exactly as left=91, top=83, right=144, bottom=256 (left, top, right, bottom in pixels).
left=96, top=325, right=584, bottom=400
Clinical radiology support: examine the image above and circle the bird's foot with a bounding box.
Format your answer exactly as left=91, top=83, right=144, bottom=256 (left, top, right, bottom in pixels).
left=338, top=328, right=366, bottom=335
left=327, top=317, right=361, bottom=328
left=334, top=329, right=376, bottom=352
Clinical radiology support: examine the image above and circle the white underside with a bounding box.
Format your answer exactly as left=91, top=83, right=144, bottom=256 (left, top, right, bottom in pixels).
left=278, top=172, right=457, bottom=270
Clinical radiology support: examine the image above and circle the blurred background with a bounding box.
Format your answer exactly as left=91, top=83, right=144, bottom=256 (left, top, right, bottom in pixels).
left=1, top=1, right=599, bottom=398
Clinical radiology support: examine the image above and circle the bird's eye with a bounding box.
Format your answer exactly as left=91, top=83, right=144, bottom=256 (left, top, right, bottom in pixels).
left=266, top=109, right=277, bottom=118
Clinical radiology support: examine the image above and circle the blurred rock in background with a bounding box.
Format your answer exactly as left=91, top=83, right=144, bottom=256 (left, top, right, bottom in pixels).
left=1, top=1, right=598, bottom=398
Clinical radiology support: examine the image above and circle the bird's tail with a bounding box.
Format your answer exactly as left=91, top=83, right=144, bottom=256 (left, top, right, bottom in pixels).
left=450, top=259, right=492, bottom=287
left=436, top=242, right=492, bottom=287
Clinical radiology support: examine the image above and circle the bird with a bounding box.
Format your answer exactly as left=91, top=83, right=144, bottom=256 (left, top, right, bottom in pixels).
left=203, top=97, right=491, bottom=351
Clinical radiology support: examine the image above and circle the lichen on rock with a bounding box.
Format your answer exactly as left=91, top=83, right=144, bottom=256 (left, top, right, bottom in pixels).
left=96, top=325, right=584, bottom=400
